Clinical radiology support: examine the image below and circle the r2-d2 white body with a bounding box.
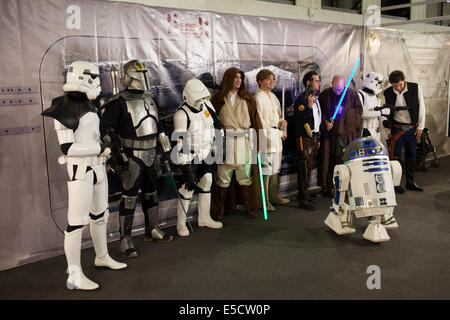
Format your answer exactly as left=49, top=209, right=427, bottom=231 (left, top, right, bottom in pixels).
left=324, top=137, right=402, bottom=243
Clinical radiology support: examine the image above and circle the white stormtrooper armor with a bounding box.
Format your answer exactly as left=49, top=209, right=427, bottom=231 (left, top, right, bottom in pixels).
left=358, top=72, right=387, bottom=142
left=173, top=79, right=223, bottom=236
left=101, top=59, right=173, bottom=258
left=62, top=61, right=102, bottom=100
left=324, top=137, right=401, bottom=243
left=42, top=61, right=127, bottom=290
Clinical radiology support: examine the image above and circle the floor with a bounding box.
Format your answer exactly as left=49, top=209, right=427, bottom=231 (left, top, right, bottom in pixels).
left=0, top=156, right=449, bottom=300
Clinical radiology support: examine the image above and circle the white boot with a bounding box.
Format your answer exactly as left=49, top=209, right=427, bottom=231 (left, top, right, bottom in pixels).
left=90, top=214, right=127, bottom=270
left=64, top=228, right=99, bottom=290
left=197, top=193, right=223, bottom=229
left=177, top=199, right=191, bottom=237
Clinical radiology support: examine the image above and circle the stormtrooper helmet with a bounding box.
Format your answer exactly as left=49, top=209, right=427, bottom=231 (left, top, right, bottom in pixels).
left=183, top=79, right=211, bottom=109
left=120, top=59, right=150, bottom=91
left=362, top=72, right=384, bottom=95
left=62, top=61, right=101, bottom=100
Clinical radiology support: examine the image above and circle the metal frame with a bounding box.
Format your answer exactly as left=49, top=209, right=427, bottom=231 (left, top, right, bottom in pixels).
left=381, top=0, right=448, bottom=11
left=379, top=0, right=450, bottom=27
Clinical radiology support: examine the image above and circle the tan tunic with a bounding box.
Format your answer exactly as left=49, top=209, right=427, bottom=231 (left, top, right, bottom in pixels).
left=219, top=92, right=253, bottom=167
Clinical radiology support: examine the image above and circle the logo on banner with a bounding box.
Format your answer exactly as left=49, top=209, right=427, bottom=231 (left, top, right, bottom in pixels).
left=166, top=12, right=210, bottom=38
left=366, top=31, right=381, bottom=56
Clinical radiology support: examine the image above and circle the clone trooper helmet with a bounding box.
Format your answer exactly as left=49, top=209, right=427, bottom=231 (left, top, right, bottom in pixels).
left=62, top=61, right=101, bottom=100
left=362, top=72, right=384, bottom=95
left=120, top=59, right=150, bottom=91
left=183, top=79, right=211, bottom=109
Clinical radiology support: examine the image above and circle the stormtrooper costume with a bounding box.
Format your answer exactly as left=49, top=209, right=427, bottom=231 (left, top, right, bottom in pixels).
left=41, top=61, right=127, bottom=291
left=100, top=60, right=173, bottom=258
left=173, top=79, right=223, bottom=236
left=357, top=72, right=387, bottom=141
left=357, top=72, right=397, bottom=229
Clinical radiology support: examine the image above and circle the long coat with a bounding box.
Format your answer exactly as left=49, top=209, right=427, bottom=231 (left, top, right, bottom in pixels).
left=318, top=87, right=363, bottom=192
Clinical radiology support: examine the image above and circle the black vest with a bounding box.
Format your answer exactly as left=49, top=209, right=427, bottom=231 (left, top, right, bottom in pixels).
left=383, top=82, right=419, bottom=124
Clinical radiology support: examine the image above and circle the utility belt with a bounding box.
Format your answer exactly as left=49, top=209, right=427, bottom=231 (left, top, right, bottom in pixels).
left=388, top=122, right=418, bottom=159
left=312, top=132, right=320, bottom=143
left=392, top=121, right=417, bottom=132
left=60, top=155, right=106, bottom=166
left=120, top=136, right=157, bottom=150
left=297, top=134, right=320, bottom=152
left=225, top=130, right=249, bottom=139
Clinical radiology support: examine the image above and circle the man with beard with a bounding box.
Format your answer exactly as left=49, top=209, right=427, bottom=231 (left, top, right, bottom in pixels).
left=384, top=70, right=425, bottom=193
left=318, top=75, right=363, bottom=197
left=211, top=67, right=262, bottom=219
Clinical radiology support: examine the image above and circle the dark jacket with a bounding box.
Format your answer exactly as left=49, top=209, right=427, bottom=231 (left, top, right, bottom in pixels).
left=318, top=87, right=363, bottom=138
left=293, top=92, right=324, bottom=138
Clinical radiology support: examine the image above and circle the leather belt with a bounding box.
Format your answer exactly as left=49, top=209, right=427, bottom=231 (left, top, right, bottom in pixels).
left=392, top=122, right=417, bottom=132
left=225, top=131, right=248, bottom=138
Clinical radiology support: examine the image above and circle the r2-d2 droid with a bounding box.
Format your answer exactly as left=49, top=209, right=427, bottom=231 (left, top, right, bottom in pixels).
left=324, top=137, right=401, bottom=242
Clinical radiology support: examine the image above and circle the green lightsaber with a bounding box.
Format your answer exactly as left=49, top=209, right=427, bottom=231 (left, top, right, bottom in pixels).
left=257, top=152, right=268, bottom=220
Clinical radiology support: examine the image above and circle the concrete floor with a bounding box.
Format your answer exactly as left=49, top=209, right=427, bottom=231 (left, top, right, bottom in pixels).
left=0, top=156, right=449, bottom=300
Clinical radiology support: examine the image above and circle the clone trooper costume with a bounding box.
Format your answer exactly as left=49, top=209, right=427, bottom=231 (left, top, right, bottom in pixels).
left=173, top=79, right=223, bottom=236
left=357, top=72, right=387, bottom=142
left=100, top=60, right=173, bottom=258
left=324, top=137, right=400, bottom=242
left=42, top=61, right=127, bottom=291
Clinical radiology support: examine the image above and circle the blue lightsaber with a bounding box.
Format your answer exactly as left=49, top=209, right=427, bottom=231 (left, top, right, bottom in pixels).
left=331, top=57, right=361, bottom=122
left=257, top=152, right=268, bottom=221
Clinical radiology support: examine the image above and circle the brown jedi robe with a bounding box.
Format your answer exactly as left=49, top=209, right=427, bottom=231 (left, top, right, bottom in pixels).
left=210, top=67, right=263, bottom=216
left=318, top=87, right=363, bottom=193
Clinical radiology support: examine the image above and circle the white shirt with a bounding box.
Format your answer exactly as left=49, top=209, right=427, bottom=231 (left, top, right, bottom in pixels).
left=393, top=83, right=426, bottom=130
left=312, top=98, right=321, bottom=133
left=228, top=91, right=238, bottom=106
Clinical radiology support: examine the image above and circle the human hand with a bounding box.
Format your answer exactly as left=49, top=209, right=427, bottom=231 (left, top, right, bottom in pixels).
left=415, top=129, right=423, bottom=137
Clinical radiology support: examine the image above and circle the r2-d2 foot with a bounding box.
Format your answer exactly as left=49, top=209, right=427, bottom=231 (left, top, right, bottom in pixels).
left=363, top=216, right=390, bottom=242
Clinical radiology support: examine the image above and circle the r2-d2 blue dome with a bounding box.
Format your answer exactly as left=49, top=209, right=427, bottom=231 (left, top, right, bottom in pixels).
left=343, top=137, right=388, bottom=163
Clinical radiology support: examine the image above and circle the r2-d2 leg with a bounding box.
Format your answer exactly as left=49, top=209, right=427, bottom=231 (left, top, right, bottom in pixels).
left=324, top=165, right=356, bottom=235
left=381, top=160, right=402, bottom=230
